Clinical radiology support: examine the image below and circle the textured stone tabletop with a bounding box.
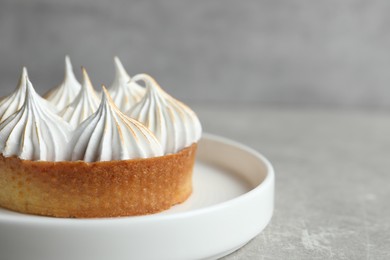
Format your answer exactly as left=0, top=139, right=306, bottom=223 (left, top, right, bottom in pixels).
left=193, top=104, right=390, bottom=260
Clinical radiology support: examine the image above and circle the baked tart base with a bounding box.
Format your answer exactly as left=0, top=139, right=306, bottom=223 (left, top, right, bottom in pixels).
left=0, top=144, right=197, bottom=218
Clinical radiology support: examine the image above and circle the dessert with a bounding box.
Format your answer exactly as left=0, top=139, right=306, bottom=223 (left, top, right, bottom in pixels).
left=0, top=58, right=201, bottom=218
left=128, top=74, right=202, bottom=154
left=0, top=67, right=28, bottom=123
left=0, top=67, right=56, bottom=123
left=108, top=57, right=145, bottom=111
left=60, top=67, right=100, bottom=128
left=0, top=78, right=72, bottom=161
left=44, top=56, right=81, bottom=111
left=69, top=87, right=163, bottom=162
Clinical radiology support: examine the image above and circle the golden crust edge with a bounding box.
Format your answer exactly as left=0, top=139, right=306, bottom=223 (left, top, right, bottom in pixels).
left=0, top=144, right=197, bottom=218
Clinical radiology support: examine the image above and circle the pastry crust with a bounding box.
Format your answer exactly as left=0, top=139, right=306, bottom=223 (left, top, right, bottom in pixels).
left=0, top=144, right=197, bottom=218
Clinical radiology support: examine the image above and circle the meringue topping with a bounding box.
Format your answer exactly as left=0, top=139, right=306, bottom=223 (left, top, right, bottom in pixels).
left=44, top=56, right=81, bottom=110
left=69, top=87, right=163, bottom=162
left=60, top=67, right=100, bottom=128
left=0, top=67, right=58, bottom=123
left=0, top=77, right=72, bottom=161
left=108, top=57, right=145, bottom=111
left=127, top=74, right=202, bottom=154
left=0, top=67, right=28, bottom=123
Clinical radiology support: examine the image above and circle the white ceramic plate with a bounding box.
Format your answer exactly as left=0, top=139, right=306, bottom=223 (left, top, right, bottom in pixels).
left=0, top=134, right=274, bottom=260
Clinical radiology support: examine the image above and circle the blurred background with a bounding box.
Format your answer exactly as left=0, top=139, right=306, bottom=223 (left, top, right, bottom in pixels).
left=1, top=0, right=390, bottom=109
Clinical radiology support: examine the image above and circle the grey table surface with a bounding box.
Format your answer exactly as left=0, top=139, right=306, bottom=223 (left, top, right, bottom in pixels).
left=192, top=104, right=390, bottom=260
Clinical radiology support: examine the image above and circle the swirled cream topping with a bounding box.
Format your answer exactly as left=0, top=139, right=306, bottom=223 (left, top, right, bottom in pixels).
left=0, top=77, right=72, bottom=161
left=108, top=57, right=145, bottom=111
left=60, top=67, right=100, bottom=128
left=0, top=67, right=28, bottom=123
left=0, top=67, right=58, bottom=123
left=127, top=74, right=202, bottom=154
left=69, top=87, right=163, bottom=162
left=44, top=56, right=81, bottom=110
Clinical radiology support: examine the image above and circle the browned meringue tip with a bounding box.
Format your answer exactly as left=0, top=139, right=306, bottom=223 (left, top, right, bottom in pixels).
left=81, top=67, right=94, bottom=88
left=100, top=85, right=125, bottom=112
left=101, top=85, right=109, bottom=95
left=100, top=85, right=111, bottom=102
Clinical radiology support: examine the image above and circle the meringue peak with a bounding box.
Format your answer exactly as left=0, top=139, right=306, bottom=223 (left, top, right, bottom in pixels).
left=0, top=77, right=72, bottom=161
left=14, top=67, right=28, bottom=93
left=20, top=67, right=28, bottom=83
left=100, top=85, right=133, bottom=122
left=64, top=55, right=77, bottom=81
left=113, top=56, right=130, bottom=83
left=69, top=85, right=163, bottom=162
left=25, top=77, right=54, bottom=110
left=44, top=56, right=81, bottom=111
left=22, top=66, right=28, bottom=75
left=81, top=66, right=96, bottom=93
left=25, top=76, right=35, bottom=100
left=60, top=67, right=99, bottom=128
left=108, top=57, right=145, bottom=111
left=128, top=74, right=202, bottom=154
left=0, top=67, right=29, bottom=123
left=101, top=85, right=121, bottom=111
left=101, top=85, right=111, bottom=103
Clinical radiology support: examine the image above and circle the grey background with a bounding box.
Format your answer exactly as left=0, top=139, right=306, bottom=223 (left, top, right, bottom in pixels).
left=2, top=0, right=390, bottom=108
left=200, top=106, right=390, bottom=260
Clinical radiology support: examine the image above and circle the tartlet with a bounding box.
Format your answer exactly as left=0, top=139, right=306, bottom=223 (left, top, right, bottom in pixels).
left=0, top=144, right=196, bottom=218
left=0, top=57, right=201, bottom=218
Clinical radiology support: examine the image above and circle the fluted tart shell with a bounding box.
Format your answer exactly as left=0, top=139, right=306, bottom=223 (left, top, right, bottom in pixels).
left=0, top=144, right=197, bottom=218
